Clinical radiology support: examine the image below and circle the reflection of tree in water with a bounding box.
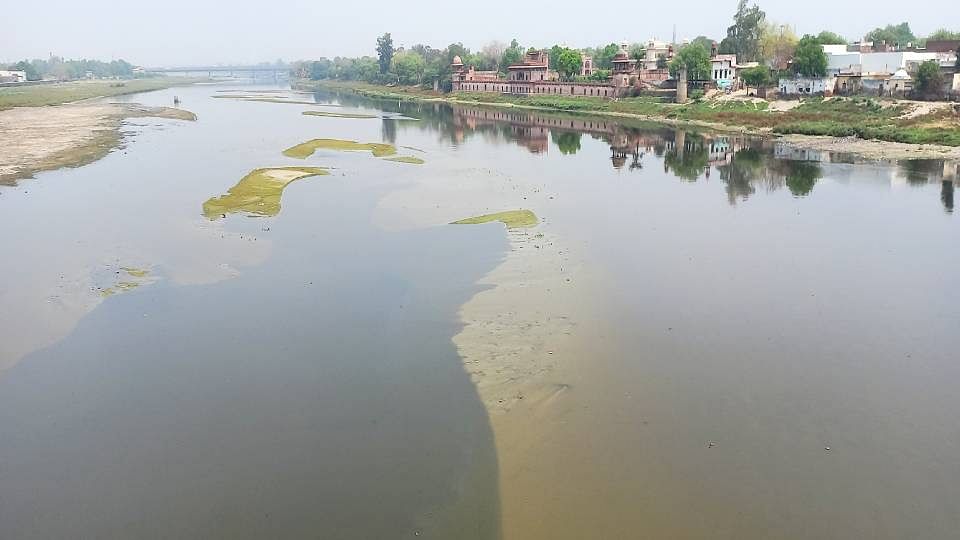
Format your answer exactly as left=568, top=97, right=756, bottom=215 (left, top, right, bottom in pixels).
left=663, top=132, right=709, bottom=181
left=381, top=119, right=398, bottom=144
left=942, top=181, right=955, bottom=213
left=898, top=159, right=943, bottom=186
left=780, top=161, right=823, bottom=197
left=718, top=148, right=763, bottom=203
left=551, top=131, right=582, bottom=155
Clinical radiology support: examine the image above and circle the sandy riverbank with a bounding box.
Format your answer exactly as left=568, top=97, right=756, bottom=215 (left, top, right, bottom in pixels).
left=779, top=133, right=960, bottom=161
left=0, top=103, right=196, bottom=185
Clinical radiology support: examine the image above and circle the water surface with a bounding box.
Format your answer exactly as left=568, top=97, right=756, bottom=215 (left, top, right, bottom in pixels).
left=1, top=84, right=957, bottom=539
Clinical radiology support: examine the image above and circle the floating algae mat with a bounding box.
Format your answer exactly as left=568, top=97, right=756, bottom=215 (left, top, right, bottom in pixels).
left=383, top=156, right=425, bottom=165
left=302, top=110, right=377, bottom=119
left=451, top=210, right=538, bottom=229
left=282, top=139, right=397, bottom=159
left=98, top=266, right=155, bottom=298
left=203, top=167, right=330, bottom=219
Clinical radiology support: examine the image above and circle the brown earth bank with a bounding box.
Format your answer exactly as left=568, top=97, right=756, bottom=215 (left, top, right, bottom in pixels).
left=0, top=103, right=196, bottom=185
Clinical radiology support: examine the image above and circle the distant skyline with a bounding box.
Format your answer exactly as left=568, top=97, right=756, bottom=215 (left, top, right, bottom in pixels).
left=2, top=0, right=954, bottom=66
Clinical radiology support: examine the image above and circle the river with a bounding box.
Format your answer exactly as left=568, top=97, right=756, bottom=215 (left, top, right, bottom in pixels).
left=0, top=83, right=957, bottom=539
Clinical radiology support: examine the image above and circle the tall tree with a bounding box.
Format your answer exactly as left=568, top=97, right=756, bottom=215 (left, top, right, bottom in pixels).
left=376, top=33, right=395, bottom=74
left=760, top=22, right=798, bottom=69
left=690, top=36, right=715, bottom=52
left=309, top=59, right=332, bottom=80
left=914, top=60, right=944, bottom=98
left=554, top=48, right=583, bottom=81
left=501, top=39, right=523, bottom=68
left=392, top=51, right=426, bottom=85
left=720, top=0, right=766, bottom=62
left=792, top=35, right=828, bottom=77
left=592, top=43, right=622, bottom=70
left=669, top=43, right=711, bottom=80
left=864, top=23, right=916, bottom=47
left=815, top=31, right=847, bottom=45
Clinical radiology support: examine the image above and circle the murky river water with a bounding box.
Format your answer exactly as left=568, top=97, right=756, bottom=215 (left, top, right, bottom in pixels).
left=0, top=84, right=957, bottom=539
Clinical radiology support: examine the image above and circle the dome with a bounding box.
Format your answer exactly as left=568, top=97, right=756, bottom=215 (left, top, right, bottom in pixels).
left=613, top=50, right=630, bottom=61
left=890, top=68, right=911, bottom=80
left=452, top=55, right=463, bottom=65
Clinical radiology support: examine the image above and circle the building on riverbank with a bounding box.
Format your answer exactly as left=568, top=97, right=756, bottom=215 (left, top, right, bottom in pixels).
left=451, top=49, right=624, bottom=97
left=0, top=70, right=27, bottom=83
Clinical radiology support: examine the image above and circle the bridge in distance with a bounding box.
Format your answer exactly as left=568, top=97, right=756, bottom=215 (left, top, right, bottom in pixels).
left=147, top=66, right=289, bottom=79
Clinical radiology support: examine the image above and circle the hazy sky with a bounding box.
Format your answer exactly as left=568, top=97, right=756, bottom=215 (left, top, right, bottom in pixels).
left=1, top=0, right=953, bottom=66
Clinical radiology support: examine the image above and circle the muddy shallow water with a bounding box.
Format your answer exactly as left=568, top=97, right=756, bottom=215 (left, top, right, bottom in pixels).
left=0, top=84, right=957, bottom=539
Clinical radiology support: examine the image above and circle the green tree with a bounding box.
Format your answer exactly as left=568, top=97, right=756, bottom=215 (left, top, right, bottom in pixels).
left=760, top=22, right=798, bottom=69
left=629, top=43, right=646, bottom=63
left=927, top=29, right=960, bottom=41
left=740, top=65, right=771, bottom=91
left=865, top=22, right=916, bottom=47
left=376, top=33, right=395, bottom=74
left=792, top=35, right=828, bottom=77
left=309, top=59, right=332, bottom=80
left=915, top=59, right=944, bottom=98
left=593, top=43, right=622, bottom=69
left=10, top=60, right=40, bottom=81
left=554, top=48, right=582, bottom=81
left=669, top=43, right=711, bottom=80
left=501, top=39, right=523, bottom=68
left=691, top=36, right=715, bottom=52
left=815, top=31, right=847, bottom=45
left=392, top=51, right=426, bottom=85
left=720, top=0, right=766, bottom=62
left=656, top=54, right=668, bottom=69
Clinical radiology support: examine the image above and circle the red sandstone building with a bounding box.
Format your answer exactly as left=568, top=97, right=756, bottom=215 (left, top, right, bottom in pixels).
left=452, top=47, right=641, bottom=98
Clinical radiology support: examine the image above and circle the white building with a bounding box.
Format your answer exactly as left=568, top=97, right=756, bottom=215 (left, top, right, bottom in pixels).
left=0, top=70, right=27, bottom=83
left=823, top=46, right=939, bottom=76
left=779, top=76, right=837, bottom=96
left=711, top=55, right=737, bottom=87
left=643, top=39, right=671, bottom=71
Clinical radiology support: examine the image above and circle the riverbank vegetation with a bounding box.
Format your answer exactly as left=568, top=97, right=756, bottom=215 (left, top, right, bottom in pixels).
left=301, top=79, right=960, bottom=147
left=0, top=78, right=207, bottom=110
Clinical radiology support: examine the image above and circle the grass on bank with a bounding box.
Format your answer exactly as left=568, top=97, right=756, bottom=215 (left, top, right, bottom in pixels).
left=0, top=78, right=209, bottom=110
left=299, top=80, right=960, bottom=147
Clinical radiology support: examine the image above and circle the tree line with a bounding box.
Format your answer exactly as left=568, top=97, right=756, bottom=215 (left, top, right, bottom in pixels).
left=4, top=57, right=137, bottom=81
left=295, top=1, right=959, bottom=92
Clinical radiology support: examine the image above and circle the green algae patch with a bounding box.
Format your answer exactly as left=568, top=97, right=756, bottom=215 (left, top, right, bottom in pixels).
left=302, top=110, right=377, bottom=119
left=203, top=167, right=330, bottom=219
left=452, top=210, right=538, bottom=229
left=98, top=267, right=153, bottom=297
left=120, top=267, right=150, bottom=278
left=282, top=139, right=397, bottom=159
left=384, top=156, right=425, bottom=165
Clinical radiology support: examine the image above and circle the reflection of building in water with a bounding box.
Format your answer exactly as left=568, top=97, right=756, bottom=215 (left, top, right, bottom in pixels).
left=440, top=101, right=959, bottom=210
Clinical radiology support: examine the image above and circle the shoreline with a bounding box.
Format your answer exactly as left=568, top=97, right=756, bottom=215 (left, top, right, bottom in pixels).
left=297, top=80, right=960, bottom=162
left=0, top=102, right=196, bottom=186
